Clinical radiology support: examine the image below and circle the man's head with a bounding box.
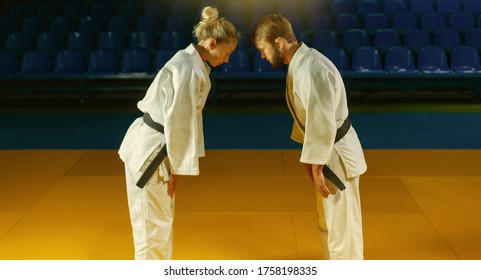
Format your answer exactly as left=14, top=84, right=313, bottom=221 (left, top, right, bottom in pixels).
left=251, top=15, right=297, bottom=68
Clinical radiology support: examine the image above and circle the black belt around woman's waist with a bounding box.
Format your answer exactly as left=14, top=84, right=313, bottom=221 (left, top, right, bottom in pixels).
left=136, top=113, right=167, bottom=188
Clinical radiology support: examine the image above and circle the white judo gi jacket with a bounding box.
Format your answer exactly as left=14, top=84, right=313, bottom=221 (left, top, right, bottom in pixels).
left=119, top=44, right=211, bottom=178
left=286, top=43, right=367, bottom=179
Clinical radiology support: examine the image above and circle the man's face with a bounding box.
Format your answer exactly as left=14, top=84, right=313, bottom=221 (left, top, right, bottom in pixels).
left=254, top=38, right=284, bottom=69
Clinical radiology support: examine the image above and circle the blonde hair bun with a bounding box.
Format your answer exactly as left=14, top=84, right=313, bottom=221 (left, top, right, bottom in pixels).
left=193, top=6, right=239, bottom=43
left=201, top=6, right=219, bottom=22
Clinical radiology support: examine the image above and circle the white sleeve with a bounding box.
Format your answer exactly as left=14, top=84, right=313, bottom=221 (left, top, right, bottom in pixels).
left=298, top=63, right=337, bottom=165
left=162, top=66, right=201, bottom=175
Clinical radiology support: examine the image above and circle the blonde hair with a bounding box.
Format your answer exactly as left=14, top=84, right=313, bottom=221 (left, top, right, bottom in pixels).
left=193, top=6, right=239, bottom=43
left=251, top=14, right=297, bottom=45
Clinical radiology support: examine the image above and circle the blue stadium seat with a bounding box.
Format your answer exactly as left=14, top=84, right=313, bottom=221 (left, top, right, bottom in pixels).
left=98, top=31, right=126, bottom=50
left=342, top=29, right=370, bottom=54
left=313, top=30, right=339, bottom=51
left=20, top=50, right=51, bottom=75
left=21, top=16, right=48, bottom=36
left=121, top=49, right=151, bottom=74
left=136, top=15, right=161, bottom=32
left=90, top=2, right=112, bottom=19
left=79, top=16, right=104, bottom=35
left=335, top=13, right=361, bottom=33
left=159, top=31, right=187, bottom=51
left=67, top=32, right=95, bottom=54
left=220, top=49, right=250, bottom=73
left=331, top=0, right=354, bottom=15
left=0, top=50, right=17, bottom=76
left=465, top=29, right=481, bottom=51
left=410, top=0, right=435, bottom=17
left=118, top=1, right=139, bottom=19
left=383, top=0, right=408, bottom=17
left=164, top=16, right=190, bottom=32
left=304, top=0, right=327, bottom=16
left=108, top=16, right=133, bottom=34
left=478, top=14, right=481, bottom=28
left=63, top=2, right=86, bottom=19
left=436, top=0, right=461, bottom=17
left=287, top=15, right=305, bottom=31
left=420, top=13, right=447, bottom=35
left=451, top=46, right=481, bottom=74
left=373, top=29, right=401, bottom=54
left=129, top=31, right=156, bottom=50
left=449, top=13, right=475, bottom=34
left=463, top=0, right=481, bottom=17
left=6, top=32, right=33, bottom=53
left=54, top=50, right=84, bottom=74
left=295, top=29, right=309, bottom=45
left=307, top=14, right=333, bottom=31
left=49, top=16, right=76, bottom=35
left=154, top=49, right=176, bottom=72
left=321, top=47, right=352, bottom=74
left=434, top=29, right=461, bottom=53
left=10, top=3, right=34, bottom=17
left=36, top=2, right=61, bottom=19
left=385, top=47, right=419, bottom=75
left=392, top=13, right=418, bottom=34
left=404, top=29, right=431, bottom=54
left=36, top=32, right=63, bottom=54
left=418, top=47, right=454, bottom=74
left=87, top=50, right=118, bottom=74
left=0, top=16, right=17, bottom=36
left=352, top=47, right=386, bottom=74
left=357, top=0, right=381, bottom=18
left=363, top=13, right=390, bottom=34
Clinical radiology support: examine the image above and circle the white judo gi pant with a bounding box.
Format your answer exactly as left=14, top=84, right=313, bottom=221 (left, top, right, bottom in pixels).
left=315, top=149, right=364, bottom=260
left=124, top=162, right=174, bottom=260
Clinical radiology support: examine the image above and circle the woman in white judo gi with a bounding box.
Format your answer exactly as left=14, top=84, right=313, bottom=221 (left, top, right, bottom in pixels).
left=252, top=15, right=367, bottom=260
left=119, top=7, right=238, bottom=260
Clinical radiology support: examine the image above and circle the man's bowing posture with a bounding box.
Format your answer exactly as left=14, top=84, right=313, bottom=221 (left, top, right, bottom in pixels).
left=252, top=15, right=367, bottom=260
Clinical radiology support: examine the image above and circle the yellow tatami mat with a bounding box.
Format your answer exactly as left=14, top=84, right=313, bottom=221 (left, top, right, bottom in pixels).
left=0, top=150, right=480, bottom=260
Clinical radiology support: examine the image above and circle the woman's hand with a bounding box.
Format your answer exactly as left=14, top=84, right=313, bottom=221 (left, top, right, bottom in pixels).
left=167, top=174, right=178, bottom=198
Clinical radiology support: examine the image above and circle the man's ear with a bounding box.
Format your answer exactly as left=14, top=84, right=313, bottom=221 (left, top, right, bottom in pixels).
left=275, top=37, right=283, bottom=49
left=209, top=39, right=217, bottom=50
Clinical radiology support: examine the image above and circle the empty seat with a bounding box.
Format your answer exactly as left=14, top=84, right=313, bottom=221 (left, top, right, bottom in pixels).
left=335, top=13, right=361, bottom=33
left=404, top=29, right=431, bottom=53
left=154, top=49, right=176, bottom=72
left=342, top=29, right=370, bottom=54
left=410, top=0, right=434, bottom=16
left=118, top=1, right=139, bottom=18
left=6, top=32, right=32, bottom=53
left=136, top=15, right=161, bottom=32
left=63, top=2, right=86, bottom=19
left=159, top=30, right=188, bottom=51
left=164, top=16, right=190, bottom=32
left=108, top=16, right=133, bottom=34
left=451, top=46, right=481, bottom=73
left=98, top=31, right=126, bottom=51
left=420, top=13, right=446, bottom=34
left=287, top=15, right=305, bottom=31
left=331, top=0, right=354, bottom=15
left=434, top=29, right=461, bottom=53
left=418, top=47, right=454, bottom=74
left=10, top=3, right=34, bottom=17
left=36, top=32, right=63, bottom=54
left=465, top=29, right=481, bottom=51
left=67, top=32, right=95, bottom=54
left=20, top=50, right=51, bottom=75
left=50, top=16, right=76, bottom=35
left=129, top=31, right=156, bottom=50
left=392, top=13, right=418, bottom=34
left=36, top=2, right=61, bottom=19
left=87, top=50, right=117, bottom=74
left=0, top=16, right=17, bottom=36
left=54, top=50, right=84, bottom=74
left=0, top=50, right=17, bottom=75
left=220, top=49, right=250, bottom=73
left=383, top=0, right=408, bottom=16
left=307, top=14, right=333, bottom=31
left=463, top=0, right=481, bottom=17
left=436, top=0, right=461, bottom=17
left=363, top=13, right=390, bottom=34
left=352, top=47, right=386, bottom=74
left=121, top=49, right=151, bottom=73
left=357, top=0, right=381, bottom=18
left=385, top=47, right=419, bottom=74
left=90, top=2, right=112, bottom=18
left=79, top=16, right=104, bottom=35
left=373, top=29, right=401, bottom=54
left=321, top=47, right=351, bottom=74
left=313, top=30, right=339, bottom=51
left=21, top=16, right=48, bottom=35
left=449, top=13, right=475, bottom=34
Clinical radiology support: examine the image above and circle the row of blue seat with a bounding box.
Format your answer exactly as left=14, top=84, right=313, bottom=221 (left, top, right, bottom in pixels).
left=1, top=46, right=479, bottom=77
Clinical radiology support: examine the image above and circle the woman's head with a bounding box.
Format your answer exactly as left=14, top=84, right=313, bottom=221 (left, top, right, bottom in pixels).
left=193, top=6, right=239, bottom=66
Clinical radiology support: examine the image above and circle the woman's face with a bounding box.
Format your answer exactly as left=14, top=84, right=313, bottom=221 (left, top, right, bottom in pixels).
left=207, top=39, right=238, bottom=67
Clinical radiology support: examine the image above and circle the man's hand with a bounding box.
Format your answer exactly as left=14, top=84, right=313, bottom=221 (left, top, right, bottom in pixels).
left=306, top=164, right=331, bottom=198
left=167, top=174, right=178, bottom=198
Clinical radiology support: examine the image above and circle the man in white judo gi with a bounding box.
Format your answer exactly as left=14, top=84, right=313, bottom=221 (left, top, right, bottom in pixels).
left=119, top=7, right=239, bottom=260
left=252, top=15, right=367, bottom=260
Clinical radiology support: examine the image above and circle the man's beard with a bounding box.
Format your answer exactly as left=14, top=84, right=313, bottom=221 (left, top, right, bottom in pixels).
left=269, top=47, right=284, bottom=69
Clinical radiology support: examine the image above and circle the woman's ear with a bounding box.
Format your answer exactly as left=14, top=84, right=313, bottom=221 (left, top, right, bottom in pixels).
left=209, top=39, right=217, bottom=50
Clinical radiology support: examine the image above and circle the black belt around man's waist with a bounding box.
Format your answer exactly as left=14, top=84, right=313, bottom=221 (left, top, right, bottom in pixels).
left=136, top=113, right=167, bottom=188
left=322, top=118, right=352, bottom=191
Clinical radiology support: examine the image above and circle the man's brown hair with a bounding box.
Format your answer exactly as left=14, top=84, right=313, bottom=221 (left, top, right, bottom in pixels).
left=251, top=14, right=297, bottom=45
